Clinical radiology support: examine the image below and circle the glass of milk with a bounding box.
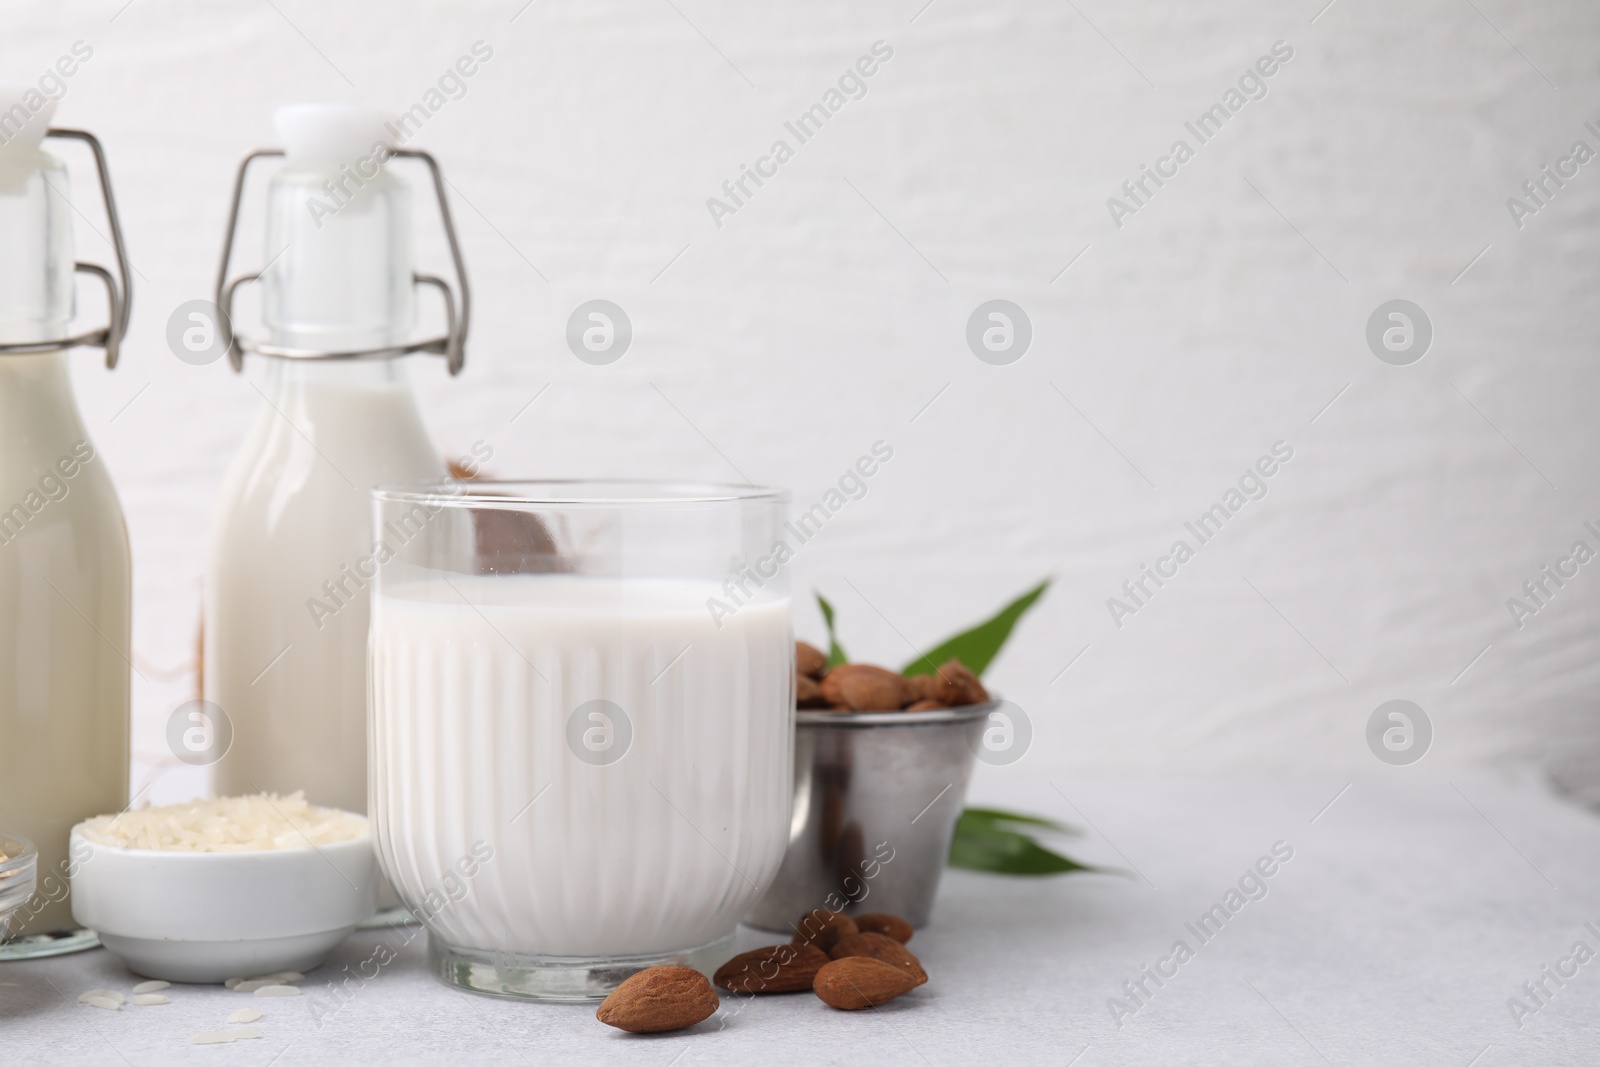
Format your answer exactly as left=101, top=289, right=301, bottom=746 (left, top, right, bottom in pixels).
left=369, top=480, right=793, bottom=1000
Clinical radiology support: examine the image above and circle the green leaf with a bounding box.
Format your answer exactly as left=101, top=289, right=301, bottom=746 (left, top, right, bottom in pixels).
left=948, top=806, right=1101, bottom=876
left=958, top=806, right=1080, bottom=836
left=816, top=592, right=848, bottom=668
left=949, top=831, right=1091, bottom=875
left=903, top=579, right=1051, bottom=678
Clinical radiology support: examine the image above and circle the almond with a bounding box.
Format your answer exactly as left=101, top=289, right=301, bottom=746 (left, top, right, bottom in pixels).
left=595, top=966, right=719, bottom=1033
left=928, top=658, right=987, bottom=706
left=714, top=944, right=829, bottom=994
left=904, top=699, right=945, bottom=711
left=820, top=664, right=911, bottom=711
left=853, top=913, right=914, bottom=944
left=813, top=957, right=917, bottom=1010
left=796, top=641, right=828, bottom=679
left=796, top=674, right=829, bottom=708
left=791, top=909, right=858, bottom=952
left=920, top=663, right=962, bottom=705
left=906, top=673, right=938, bottom=704
left=829, top=932, right=927, bottom=986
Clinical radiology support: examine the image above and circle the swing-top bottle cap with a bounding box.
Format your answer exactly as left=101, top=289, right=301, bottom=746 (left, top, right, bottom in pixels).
left=213, top=104, right=469, bottom=373
left=0, top=93, right=130, bottom=366
left=0, top=89, right=57, bottom=153
left=274, top=103, right=389, bottom=163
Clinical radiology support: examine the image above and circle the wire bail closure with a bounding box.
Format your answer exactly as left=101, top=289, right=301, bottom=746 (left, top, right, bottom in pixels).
left=0, top=129, right=133, bottom=369
left=212, top=147, right=471, bottom=375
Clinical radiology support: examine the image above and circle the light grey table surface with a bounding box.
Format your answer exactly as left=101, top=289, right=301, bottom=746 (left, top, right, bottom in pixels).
left=3, top=769, right=1598, bottom=1066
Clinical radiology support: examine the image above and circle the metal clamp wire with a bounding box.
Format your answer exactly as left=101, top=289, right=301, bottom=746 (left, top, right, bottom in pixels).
left=212, top=147, right=471, bottom=375
left=0, top=129, right=133, bottom=369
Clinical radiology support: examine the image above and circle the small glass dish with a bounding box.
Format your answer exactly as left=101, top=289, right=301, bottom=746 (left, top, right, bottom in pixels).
left=0, top=834, right=40, bottom=940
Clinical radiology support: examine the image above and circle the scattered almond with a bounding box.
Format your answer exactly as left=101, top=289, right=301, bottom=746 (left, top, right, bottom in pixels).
left=829, top=932, right=927, bottom=986
left=853, top=913, right=914, bottom=944
left=714, top=944, right=829, bottom=994
left=820, top=664, right=911, bottom=711
left=596, top=966, right=719, bottom=1033
left=813, top=956, right=917, bottom=1010
left=791, top=909, right=858, bottom=952
left=796, top=641, right=828, bottom=679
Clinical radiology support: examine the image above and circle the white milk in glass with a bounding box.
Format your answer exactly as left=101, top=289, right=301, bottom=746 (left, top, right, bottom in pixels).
left=207, top=105, right=440, bottom=815
left=0, top=99, right=129, bottom=939
left=370, top=574, right=792, bottom=958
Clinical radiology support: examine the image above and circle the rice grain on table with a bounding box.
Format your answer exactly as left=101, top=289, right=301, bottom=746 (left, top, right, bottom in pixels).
left=83, top=995, right=121, bottom=1011
left=254, top=984, right=300, bottom=997
left=77, top=989, right=123, bottom=1005
left=130, top=993, right=169, bottom=1005
left=228, top=1007, right=262, bottom=1024
left=235, top=971, right=303, bottom=987
left=131, top=980, right=170, bottom=994
left=192, top=1029, right=261, bottom=1045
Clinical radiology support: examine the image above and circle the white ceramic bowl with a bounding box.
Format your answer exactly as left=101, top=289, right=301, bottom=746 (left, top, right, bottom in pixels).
left=69, top=825, right=378, bottom=983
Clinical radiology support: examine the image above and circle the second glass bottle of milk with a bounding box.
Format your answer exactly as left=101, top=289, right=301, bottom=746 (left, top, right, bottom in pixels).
left=207, top=105, right=441, bottom=813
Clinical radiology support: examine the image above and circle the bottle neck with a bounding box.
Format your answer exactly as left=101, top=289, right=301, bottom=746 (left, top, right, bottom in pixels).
left=0, top=351, right=85, bottom=437
left=262, top=162, right=414, bottom=354
left=256, top=355, right=413, bottom=396
left=0, top=147, right=74, bottom=346
left=245, top=353, right=436, bottom=483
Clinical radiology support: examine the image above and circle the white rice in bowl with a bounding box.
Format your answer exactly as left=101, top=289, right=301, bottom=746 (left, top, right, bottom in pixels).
left=77, top=793, right=368, bottom=851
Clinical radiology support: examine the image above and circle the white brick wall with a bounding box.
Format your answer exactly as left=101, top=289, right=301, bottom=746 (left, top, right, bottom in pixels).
left=8, top=0, right=1598, bottom=799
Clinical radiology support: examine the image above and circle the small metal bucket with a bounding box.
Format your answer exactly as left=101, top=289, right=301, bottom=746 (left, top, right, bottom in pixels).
left=743, top=701, right=995, bottom=931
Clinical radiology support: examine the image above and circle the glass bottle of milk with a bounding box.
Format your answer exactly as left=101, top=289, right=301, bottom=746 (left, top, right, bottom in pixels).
left=206, top=105, right=456, bottom=817
left=0, top=97, right=132, bottom=949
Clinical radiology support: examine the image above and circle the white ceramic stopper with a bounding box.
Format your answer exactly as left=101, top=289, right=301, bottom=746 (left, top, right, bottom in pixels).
left=274, top=103, right=389, bottom=162
left=0, top=87, right=57, bottom=151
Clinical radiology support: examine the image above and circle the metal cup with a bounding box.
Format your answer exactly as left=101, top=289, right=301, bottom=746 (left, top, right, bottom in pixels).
left=742, top=701, right=995, bottom=931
